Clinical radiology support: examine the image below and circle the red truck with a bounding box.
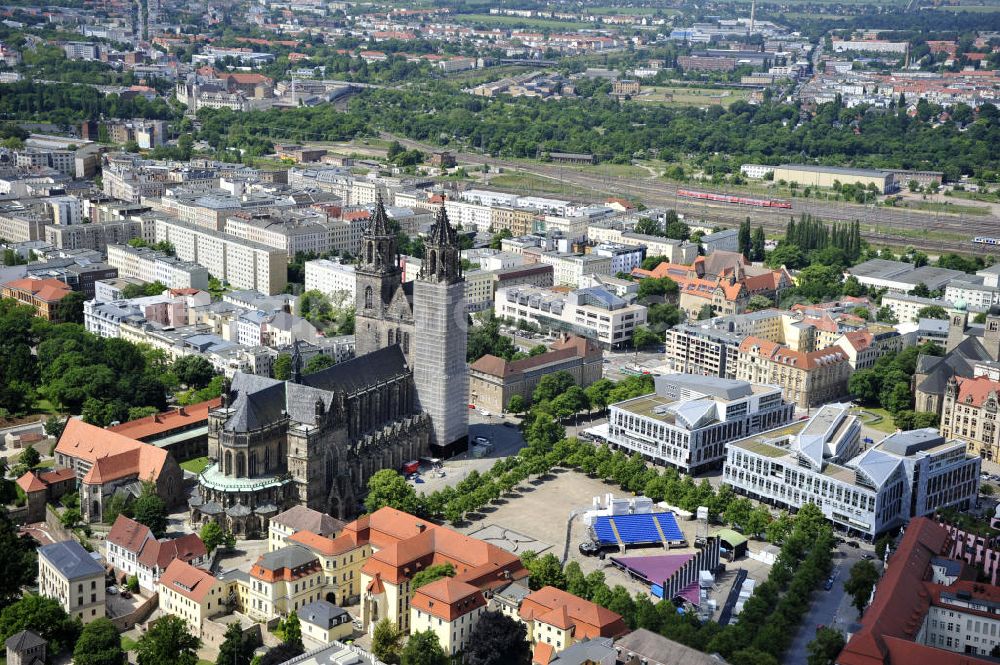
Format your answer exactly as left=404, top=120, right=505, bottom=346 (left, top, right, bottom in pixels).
left=401, top=460, right=420, bottom=475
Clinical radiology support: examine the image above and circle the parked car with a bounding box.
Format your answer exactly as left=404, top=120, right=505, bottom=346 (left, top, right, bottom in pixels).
left=863, top=553, right=875, bottom=560
left=846, top=541, right=860, bottom=549
left=106, top=586, right=118, bottom=595
left=120, top=591, right=132, bottom=599
left=824, top=578, right=834, bottom=591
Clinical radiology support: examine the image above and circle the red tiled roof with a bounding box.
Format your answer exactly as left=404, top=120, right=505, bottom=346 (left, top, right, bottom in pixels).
left=953, top=375, right=1000, bottom=408
left=410, top=578, right=485, bottom=621
left=288, top=529, right=362, bottom=556
left=16, top=472, right=46, bottom=493
left=519, top=586, right=629, bottom=641
left=3, top=277, right=73, bottom=303
left=39, top=467, right=76, bottom=484
left=139, top=533, right=207, bottom=569
left=158, top=559, right=217, bottom=603
left=468, top=335, right=599, bottom=379
left=108, top=515, right=153, bottom=554
left=739, top=336, right=848, bottom=370
left=836, top=517, right=970, bottom=665
left=108, top=398, right=221, bottom=441
left=532, top=642, right=555, bottom=665
left=57, top=419, right=171, bottom=486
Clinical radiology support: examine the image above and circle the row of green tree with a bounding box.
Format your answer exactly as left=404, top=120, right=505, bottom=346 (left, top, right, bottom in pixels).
left=516, top=504, right=839, bottom=665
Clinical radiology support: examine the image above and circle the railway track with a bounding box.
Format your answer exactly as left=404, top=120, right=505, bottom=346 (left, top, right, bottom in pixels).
left=380, top=134, right=998, bottom=253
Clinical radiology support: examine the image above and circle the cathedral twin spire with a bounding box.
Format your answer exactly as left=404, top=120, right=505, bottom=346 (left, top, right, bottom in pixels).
left=361, top=191, right=462, bottom=284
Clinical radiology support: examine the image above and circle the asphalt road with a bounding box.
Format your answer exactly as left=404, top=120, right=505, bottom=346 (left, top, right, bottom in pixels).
left=785, top=541, right=875, bottom=665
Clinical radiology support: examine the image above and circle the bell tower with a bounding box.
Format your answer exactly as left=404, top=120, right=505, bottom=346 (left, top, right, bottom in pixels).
left=355, top=193, right=402, bottom=358
left=412, top=202, right=469, bottom=456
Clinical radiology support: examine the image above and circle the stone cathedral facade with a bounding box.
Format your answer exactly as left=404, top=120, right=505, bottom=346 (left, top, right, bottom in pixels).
left=189, top=197, right=468, bottom=536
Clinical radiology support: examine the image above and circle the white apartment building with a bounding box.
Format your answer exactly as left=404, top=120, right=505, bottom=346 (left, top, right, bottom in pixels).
left=740, top=164, right=775, bottom=179
left=607, top=374, right=795, bottom=474
left=47, top=195, right=82, bottom=225
left=107, top=243, right=210, bottom=290
left=880, top=293, right=955, bottom=324
left=494, top=285, right=647, bottom=348
left=151, top=217, right=288, bottom=294
left=37, top=540, right=106, bottom=624
left=464, top=269, right=496, bottom=313
left=327, top=215, right=367, bottom=255
left=305, top=258, right=356, bottom=299
left=445, top=199, right=493, bottom=233
left=946, top=277, right=1000, bottom=311
left=460, top=189, right=519, bottom=207
left=538, top=252, right=613, bottom=287
left=591, top=243, right=646, bottom=275
left=725, top=405, right=981, bottom=538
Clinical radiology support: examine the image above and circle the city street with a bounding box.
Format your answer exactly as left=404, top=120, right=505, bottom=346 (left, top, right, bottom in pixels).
left=785, top=541, right=875, bottom=665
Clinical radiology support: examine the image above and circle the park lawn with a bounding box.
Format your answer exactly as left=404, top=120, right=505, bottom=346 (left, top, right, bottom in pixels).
left=180, top=456, right=211, bottom=474
left=32, top=398, right=59, bottom=415
left=557, top=162, right=654, bottom=179
left=858, top=407, right=897, bottom=434
left=121, top=636, right=138, bottom=651
left=637, top=86, right=749, bottom=109
left=35, top=459, right=55, bottom=469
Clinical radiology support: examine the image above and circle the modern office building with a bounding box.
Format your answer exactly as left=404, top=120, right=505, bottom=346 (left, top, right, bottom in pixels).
left=725, top=405, right=980, bottom=538
left=494, top=285, right=647, bottom=349
left=606, top=375, right=795, bottom=474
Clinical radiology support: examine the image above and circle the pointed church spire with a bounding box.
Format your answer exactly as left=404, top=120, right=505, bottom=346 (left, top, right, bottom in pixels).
left=429, top=199, right=456, bottom=247
left=420, top=197, right=462, bottom=284
left=367, top=191, right=392, bottom=237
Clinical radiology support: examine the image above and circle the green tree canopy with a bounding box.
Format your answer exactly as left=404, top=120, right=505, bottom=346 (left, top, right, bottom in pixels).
left=0, top=595, right=81, bottom=654
left=365, top=469, right=421, bottom=514
left=74, top=618, right=125, bottom=665
left=136, top=616, right=200, bottom=665
left=400, top=630, right=449, bottom=665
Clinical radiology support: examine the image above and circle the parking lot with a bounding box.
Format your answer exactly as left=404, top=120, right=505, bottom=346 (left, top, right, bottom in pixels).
left=410, top=410, right=527, bottom=495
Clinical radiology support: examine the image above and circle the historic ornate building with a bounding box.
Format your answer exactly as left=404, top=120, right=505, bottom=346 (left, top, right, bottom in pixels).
left=355, top=193, right=415, bottom=365
left=190, top=199, right=468, bottom=535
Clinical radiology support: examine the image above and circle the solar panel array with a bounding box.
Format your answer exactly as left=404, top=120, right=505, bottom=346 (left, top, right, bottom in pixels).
left=592, top=512, right=684, bottom=545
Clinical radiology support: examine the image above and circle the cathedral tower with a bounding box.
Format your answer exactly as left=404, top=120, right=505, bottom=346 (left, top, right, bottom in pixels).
left=413, top=202, right=469, bottom=455
left=354, top=193, right=414, bottom=361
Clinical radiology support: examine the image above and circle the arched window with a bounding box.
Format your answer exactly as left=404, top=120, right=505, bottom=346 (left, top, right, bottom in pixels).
left=428, top=251, right=437, bottom=275
left=365, top=286, right=373, bottom=310
left=403, top=332, right=409, bottom=354
left=366, top=241, right=373, bottom=265
left=388, top=329, right=394, bottom=345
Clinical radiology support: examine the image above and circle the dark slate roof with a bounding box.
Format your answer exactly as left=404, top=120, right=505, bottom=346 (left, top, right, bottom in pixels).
left=256, top=544, right=317, bottom=571
left=297, top=600, right=349, bottom=629
left=916, top=338, right=992, bottom=396
left=224, top=373, right=287, bottom=432
left=300, top=344, right=409, bottom=394
left=5, top=630, right=45, bottom=652
left=38, top=540, right=104, bottom=580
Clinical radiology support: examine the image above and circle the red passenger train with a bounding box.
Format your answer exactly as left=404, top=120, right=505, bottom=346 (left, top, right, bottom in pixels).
left=677, top=189, right=792, bottom=209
